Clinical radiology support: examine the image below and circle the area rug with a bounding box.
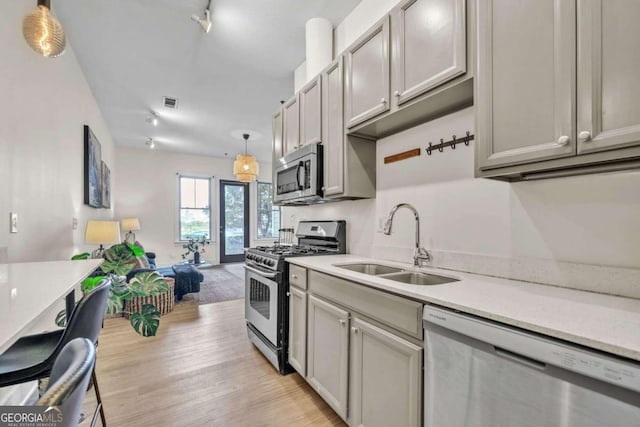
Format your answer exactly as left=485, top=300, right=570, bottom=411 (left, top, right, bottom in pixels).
left=179, top=263, right=245, bottom=305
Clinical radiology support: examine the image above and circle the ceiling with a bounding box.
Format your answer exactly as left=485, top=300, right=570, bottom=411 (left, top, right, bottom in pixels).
left=55, top=0, right=361, bottom=162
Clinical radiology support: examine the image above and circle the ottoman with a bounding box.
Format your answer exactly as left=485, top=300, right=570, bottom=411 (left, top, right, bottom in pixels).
left=156, top=264, right=204, bottom=300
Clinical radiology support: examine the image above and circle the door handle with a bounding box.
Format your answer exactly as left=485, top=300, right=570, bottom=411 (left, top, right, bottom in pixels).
left=295, top=161, right=304, bottom=190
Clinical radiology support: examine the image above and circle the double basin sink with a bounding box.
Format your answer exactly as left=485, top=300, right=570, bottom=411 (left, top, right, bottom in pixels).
left=335, top=263, right=459, bottom=286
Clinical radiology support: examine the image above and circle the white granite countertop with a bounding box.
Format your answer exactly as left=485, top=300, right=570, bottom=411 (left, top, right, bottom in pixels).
left=0, top=259, right=103, bottom=353
left=287, top=255, right=640, bottom=362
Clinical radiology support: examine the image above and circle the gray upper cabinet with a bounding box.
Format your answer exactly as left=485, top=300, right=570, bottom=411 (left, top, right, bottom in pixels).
left=322, top=58, right=345, bottom=197
left=283, top=94, right=300, bottom=156
left=345, top=15, right=391, bottom=129
left=272, top=109, right=283, bottom=162
left=476, top=0, right=576, bottom=171
left=391, top=0, right=467, bottom=107
left=300, top=75, right=322, bottom=147
left=577, top=0, right=640, bottom=155
left=476, top=0, right=640, bottom=179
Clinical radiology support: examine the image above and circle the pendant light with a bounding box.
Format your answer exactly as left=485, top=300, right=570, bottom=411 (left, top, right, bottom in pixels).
left=233, top=133, right=259, bottom=182
left=22, top=0, right=66, bottom=58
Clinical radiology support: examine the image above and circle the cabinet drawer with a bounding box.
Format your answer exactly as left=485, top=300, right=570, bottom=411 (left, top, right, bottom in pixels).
left=289, top=264, right=307, bottom=290
left=309, top=270, right=423, bottom=340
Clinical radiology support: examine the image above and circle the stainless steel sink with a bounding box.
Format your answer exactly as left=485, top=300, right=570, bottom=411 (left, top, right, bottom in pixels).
left=381, top=272, right=459, bottom=286
left=337, top=263, right=403, bottom=276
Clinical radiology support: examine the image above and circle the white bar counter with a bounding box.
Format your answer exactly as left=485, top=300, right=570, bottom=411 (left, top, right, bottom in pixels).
left=0, top=259, right=103, bottom=353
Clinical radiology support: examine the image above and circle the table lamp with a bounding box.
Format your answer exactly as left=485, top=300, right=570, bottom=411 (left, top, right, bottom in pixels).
left=121, top=218, right=141, bottom=244
left=85, top=220, right=121, bottom=258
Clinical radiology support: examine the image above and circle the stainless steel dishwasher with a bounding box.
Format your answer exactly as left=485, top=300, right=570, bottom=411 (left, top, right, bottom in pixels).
left=423, top=305, right=640, bottom=427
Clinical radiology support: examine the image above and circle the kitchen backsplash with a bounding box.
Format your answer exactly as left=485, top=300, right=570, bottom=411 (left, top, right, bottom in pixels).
left=283, top=107, right=640, bottom=299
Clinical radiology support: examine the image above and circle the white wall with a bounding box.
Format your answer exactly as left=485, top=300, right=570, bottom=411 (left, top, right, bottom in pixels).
left=283, top=107, right=640, bottom=295
left=0, top=1, right=115, bottom=263
left=115, top=147, right=272, bottom=266
left=0, top=1, right=115, bottom=405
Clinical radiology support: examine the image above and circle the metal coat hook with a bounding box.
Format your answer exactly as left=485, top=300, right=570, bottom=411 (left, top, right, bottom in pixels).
left=424, top=131, right=475, bottom=156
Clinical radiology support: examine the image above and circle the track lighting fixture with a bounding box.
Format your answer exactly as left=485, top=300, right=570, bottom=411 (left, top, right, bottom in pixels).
left=146, top=112, right=158, bottom=126
left=191, top=0, right=212, bottom=34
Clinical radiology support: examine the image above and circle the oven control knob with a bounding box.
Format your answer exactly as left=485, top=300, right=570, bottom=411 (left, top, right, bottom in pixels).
left=269, top=260, right=275, bottom=267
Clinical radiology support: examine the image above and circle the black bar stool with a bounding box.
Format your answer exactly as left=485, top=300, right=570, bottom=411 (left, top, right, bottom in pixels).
left=0, top=279, right=111, bottom=426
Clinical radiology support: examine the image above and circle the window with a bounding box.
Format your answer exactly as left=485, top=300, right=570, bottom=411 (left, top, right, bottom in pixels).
left=257, top=182, right=280, bottom=239
left=178, top=175, right=211, bottom=241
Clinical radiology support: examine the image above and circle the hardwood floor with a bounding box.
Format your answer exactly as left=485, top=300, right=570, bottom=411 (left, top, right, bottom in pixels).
left=82, top=299, right=345, bottom=426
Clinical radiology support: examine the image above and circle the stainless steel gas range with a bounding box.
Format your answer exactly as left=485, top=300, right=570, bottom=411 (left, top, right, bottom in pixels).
left=244, top=220, right=346, bottom=374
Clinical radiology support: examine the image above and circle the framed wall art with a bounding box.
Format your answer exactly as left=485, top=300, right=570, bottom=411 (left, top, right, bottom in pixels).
left=101, top=161, right=111, bottom=208
left=83, top=125, right=102, bottom=208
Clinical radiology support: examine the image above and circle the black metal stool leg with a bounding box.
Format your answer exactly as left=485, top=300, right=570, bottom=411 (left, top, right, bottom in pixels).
left=91, top=368, right=106, bottom=426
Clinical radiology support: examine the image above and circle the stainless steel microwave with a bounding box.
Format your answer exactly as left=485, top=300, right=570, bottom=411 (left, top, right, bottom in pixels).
left=274, top=144, right=323, bottom=205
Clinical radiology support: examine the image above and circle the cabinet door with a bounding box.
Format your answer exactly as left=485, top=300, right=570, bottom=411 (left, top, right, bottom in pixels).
left=322, top=58, right=345, bottom=197
left=300, top=76, right=322, bottom=146
left=345, top=15, right=390, bottom=128
left=349, top=317, right=422, bottom=427
left=476, top=0, right=576, bottom=170
left=391, top=0, right=466, bottom=106
left=307, top=295, right=349, bottom=421
left=283, top=94, right=300, bottom=155
left=288, top=286, right=307, bottom=376
left=577, top=0, right=640, bottom=155
left=272, top=109, right=283, bottom=200
left=272, top=109, right=283, bottom=161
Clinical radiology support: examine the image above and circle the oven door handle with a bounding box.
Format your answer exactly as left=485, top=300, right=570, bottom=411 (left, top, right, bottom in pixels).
left=296, top=161, right=304, bottom=190
left=244, top=264, right=278, bottom=279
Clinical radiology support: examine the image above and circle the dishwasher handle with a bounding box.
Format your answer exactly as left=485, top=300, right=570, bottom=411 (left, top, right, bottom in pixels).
left=494, top=346, right=546, bottom=370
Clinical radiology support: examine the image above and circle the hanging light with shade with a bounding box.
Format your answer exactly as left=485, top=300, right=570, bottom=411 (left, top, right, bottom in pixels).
left=233, top=133, right=259, bottom=182
left=22, top=0, right=66, bottom=58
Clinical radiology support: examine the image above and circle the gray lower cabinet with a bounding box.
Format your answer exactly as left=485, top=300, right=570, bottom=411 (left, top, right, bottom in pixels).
left=349, top=317, right=422, bottom=427
left=288, top=285, right=307, bottom=376
left=345, top=15, right=391, bottom=129
left=283, top=94, right=300, bottom=156
left=303, top=270, right=424, bottom=425
left=391, top=0, right=467, bottom=107
left=307, top=294, right=350, bottom=420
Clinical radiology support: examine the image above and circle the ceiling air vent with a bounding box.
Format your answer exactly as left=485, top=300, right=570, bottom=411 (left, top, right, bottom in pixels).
left=163, top=96, right=178, bottom=109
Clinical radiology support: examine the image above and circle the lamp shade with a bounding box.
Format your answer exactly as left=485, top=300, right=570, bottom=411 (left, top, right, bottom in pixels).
left=233, top=154, right=259, bottom=182
left=85, top=220, right=121, bottom=245
left=22, top=0, right=66, bottom=58
left=121, top=218, right=141, bottom=231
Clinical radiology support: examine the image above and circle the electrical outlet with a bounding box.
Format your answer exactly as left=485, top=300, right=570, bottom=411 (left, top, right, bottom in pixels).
left=376, top=217, right=385, bottom=233
left=9, top=212, right=17, bottom=233
left=72, top=217, right=78, bottom=230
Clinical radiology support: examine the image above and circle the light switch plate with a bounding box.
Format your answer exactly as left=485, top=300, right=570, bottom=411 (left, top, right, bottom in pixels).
left=9, top=212, right=17, bottom=233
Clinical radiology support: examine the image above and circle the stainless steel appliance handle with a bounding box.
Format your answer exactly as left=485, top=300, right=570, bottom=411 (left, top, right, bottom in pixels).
left=296, top=161, right=304, bottom=190
left=243, top=264, right=278, bottom=279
